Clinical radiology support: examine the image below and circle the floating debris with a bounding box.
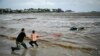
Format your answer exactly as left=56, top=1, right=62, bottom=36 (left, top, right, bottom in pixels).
left=70, top=27, right=77, bottom=31
left=78, top=27, right=85, bottom=30
left=0, top=34, right=8, bottom=38
left=70, top=27, right=85, bottom=31
left=25, top=18, right=37, bottom=19
left=0, top=26, right=7, bottom=29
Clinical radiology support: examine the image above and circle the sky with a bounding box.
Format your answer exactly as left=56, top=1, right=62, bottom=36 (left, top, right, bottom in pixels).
left=0, top=0, right=100, bottom=12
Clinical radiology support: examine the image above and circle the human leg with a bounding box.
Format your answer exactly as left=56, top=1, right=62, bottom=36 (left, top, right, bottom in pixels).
left=11, top=41, right=20, bottom=52
left=21, top=42, right=27, bottom=49
left=29, top=41, right=34, bottom=47
left=33, top=41, right=38, bottom=47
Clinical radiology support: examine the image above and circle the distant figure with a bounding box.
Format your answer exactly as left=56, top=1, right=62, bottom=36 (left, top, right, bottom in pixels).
left=29, top=30, right=39, bottom=47
left=11, top=28, right=27, bottom=52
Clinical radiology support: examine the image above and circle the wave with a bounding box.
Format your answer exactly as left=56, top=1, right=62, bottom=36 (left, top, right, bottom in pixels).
left=0, top=34, right=8, bottom=37
left=0, top=26, right=7, bottom=29
left=93, top=22, right=100, bottom=26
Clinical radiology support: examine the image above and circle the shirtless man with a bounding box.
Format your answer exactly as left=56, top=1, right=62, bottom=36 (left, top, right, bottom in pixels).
left=29, top=30, right=39, bottom=47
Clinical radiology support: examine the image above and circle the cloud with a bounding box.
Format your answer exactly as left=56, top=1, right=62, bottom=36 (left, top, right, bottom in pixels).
left=0, top=0, right=100, bottom=11
left=24, top=1, right=55, bottom=6
left=16, top=0, right=55, bottom=9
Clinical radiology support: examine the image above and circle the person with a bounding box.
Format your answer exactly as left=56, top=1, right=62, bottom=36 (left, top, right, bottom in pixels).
left=11, top=28, right=27, bottom=52
left=29, top=30, right=39, bottom=47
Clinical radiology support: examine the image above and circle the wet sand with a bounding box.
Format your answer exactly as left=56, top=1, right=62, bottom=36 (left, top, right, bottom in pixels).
left=0, top=35, right=99, bottom=56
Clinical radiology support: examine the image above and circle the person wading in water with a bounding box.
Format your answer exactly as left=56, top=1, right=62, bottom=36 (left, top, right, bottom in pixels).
left=29, top=30, right=39, bottom=48
left=11, top=28, right=27, bottom=52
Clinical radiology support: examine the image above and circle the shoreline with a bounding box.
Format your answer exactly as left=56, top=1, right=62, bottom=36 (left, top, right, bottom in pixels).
left=0, top=36, right=99, bottom=56
left=0, top=12, right=100, bottom=16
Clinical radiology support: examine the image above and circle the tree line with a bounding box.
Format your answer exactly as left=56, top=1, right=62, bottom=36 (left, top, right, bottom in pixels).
left=0, top=8, right=74, bottom=14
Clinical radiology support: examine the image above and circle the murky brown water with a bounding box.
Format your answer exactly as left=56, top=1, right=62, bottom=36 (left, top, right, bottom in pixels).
left=0, top=13, right=100, bottom=56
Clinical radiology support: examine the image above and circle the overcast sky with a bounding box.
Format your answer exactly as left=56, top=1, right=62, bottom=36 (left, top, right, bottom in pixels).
left=0, top=0, right=100, bottom=12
